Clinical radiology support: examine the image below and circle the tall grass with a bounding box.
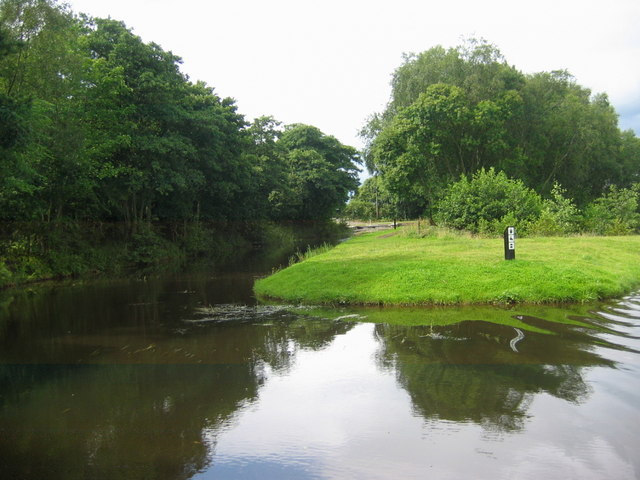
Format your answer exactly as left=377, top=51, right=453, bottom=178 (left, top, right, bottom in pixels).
left=399, top=222, right=476, bottom=240
left=288, top=242, right=334, bottom=266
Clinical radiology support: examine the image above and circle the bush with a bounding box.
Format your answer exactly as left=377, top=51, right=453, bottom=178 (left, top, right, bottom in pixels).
left=477, top=212, right=535, bottom=237
left=344, top=197, right=376, bottom=220
left=583, top=185, right=640, bottom=235
left=434, top=168, right=542, bottom=235
left=127, top=224, right=183, bottom=267
left=529, top=183, right=582, bottom=236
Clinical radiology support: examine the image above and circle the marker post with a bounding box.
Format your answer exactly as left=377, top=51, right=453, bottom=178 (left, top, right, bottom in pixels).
left=504, top=226, right=516, bottom=260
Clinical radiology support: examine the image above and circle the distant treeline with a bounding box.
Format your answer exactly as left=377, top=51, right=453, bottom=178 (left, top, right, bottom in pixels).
left=0, top=0, right=360, bottom=283
left=353, top=39, right=640, bottom=224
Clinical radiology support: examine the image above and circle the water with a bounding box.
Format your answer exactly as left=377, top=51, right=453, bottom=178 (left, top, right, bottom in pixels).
left=1, top=252, right=639, bottom=479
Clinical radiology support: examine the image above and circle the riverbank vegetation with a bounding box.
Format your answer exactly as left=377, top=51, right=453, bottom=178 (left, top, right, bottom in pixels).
left=3, top=1, right=640, bottom=293
left=254, top=229, right=640, bottom=305
left=351, top=40, right=640, bottom=228
left=0, top=0, right=359, bottom=287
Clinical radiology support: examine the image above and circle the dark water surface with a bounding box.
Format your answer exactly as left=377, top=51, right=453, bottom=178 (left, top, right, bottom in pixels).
left=1, top=252, right=639, bottom=479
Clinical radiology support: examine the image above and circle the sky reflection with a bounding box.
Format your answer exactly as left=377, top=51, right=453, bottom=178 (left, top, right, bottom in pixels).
left=193, top=320, right=640, bottom=479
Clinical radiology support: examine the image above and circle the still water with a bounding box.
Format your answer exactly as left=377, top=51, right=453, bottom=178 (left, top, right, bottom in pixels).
left=1, top=251, right=639, bottom=479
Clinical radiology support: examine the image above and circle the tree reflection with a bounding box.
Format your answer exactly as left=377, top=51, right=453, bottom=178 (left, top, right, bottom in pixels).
left=375, top=318, right=615, bottom=432
left=2, top=274, right=635, bottom=477
left=0, top=315, right=352, bottom=480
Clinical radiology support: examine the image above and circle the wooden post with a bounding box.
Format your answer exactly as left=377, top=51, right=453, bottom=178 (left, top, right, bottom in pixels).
left=504, top=226, right=516, bottom=260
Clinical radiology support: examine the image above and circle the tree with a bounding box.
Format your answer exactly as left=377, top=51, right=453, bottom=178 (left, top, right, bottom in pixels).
left=363, top=39, right=640, bottom=216
left=362, top=39, right=524, bottom=160
left=372, top=83, right=525, bottom=218
left=517, top=72, right=624, bottom=203
left=618, top=130, right=640, bottom=185
left=242, top=116, right=294, bottom=220
left=345, top=175, right=394, bottom=220
left=0, top=25, right=24, bottom=149
left=0, top=0, right=93, bottom=221
left=583, top=185, right=640, bottom=235
left=277, top=124, right=361, bottom=220
left=80, top=18, right=253, bottom=227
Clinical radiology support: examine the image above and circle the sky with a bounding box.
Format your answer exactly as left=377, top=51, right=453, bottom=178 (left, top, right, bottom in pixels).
left=65, top=0, right=640, bottom=153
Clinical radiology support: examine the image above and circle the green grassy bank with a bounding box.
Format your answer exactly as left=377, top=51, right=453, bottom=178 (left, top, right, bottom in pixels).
left=254, top=229, right=640, bottom=305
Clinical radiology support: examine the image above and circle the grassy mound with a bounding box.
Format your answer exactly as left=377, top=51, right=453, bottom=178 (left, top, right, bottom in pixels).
left=254, top=229, right=640, bottom=305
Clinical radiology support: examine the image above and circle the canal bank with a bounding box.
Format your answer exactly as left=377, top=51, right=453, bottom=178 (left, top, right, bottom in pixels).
left=1, top=250, right=639, bottom=479
left=255, top=229, right=640, bottom=305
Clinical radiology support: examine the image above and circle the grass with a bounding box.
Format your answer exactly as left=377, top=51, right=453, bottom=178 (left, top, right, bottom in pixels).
left=254, top=228, right=640, bottom=306
left=287, top=242, right=334, bottom=267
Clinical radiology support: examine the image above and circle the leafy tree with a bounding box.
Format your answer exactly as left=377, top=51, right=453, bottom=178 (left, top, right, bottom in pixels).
left=344, top=175, right=394, bottom=220
left=0, top=25, right=24, bottom=149
left=0, top=0, right=91, bottom=221
left=277, top=124, right=361, bottom=220
left=582, top=185, right=640, bottom=235
left=81, top=18, right=192, bottom=226
left=388, top=39, right=523, bottom=116
left=517, top=72, right=625, bottom=202
left=78, top=18, right=254, bottom=228
left=372, top=83, right=525, bottom=217
left=362, top=39, right=524, bottom=157
left=242, top=116, right=294, bottom=220
left=363, top=39, right=640, bottom=215
left=0, top=25, right=35, bottom=221
left=617, top=129, right=640, bottom=187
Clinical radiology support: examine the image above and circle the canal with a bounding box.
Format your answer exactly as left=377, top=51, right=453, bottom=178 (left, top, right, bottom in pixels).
left=1, top=245, right=639, bottom=479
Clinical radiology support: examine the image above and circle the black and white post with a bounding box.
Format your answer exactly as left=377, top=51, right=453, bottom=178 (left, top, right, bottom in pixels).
left=504, top=226, right=516, bottom=260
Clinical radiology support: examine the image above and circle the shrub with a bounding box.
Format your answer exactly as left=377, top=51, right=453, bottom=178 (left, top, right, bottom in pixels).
left=344, top=197, right=376, bottom=220
left=529, top=183, right=582, bottom=236
left=127, top=224, right=183, bottom=267
left=434, top=168, right=542, bottom=234
left=477, top=212, right=535, bottom=237
left=583, top=185, right=640, bottom=235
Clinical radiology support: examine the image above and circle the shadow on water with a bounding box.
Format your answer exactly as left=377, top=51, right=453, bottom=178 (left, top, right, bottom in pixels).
left=0, top=255, right=639, bottom=479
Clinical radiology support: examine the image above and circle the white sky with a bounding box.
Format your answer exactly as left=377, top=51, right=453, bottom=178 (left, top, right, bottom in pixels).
left=65, top=0, right=640, bottom=151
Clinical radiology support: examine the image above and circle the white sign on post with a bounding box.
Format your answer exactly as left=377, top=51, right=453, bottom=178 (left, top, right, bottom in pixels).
left=508, top=227, right=515, bottom=250
left=504, top=226, right=516, bottom=260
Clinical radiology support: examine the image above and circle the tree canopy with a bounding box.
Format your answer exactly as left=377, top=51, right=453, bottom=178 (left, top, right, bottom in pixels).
left=360, top=39, right=640, bottom=217
left=0, top=0, right=360, bottom=229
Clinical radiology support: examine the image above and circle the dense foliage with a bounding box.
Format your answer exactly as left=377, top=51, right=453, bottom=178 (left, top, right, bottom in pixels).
left=434, top=168, right=542, bottom=234
left=357, top=39, right=640, bottom=225
left=0, top=0, right=360, bottom=283
left=425, top=169, right=640, bottom=237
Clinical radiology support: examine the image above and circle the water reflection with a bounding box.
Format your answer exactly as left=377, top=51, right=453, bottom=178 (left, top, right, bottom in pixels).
left=0, top=277, right=639, bottom=479
left=0, top=321, right=352, bottom=478
left=375, top=321, right=599, bottom=432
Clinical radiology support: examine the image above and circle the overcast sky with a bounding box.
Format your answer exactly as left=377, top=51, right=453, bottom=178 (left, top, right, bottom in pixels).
left=66, top=0, right=640, bottom=150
